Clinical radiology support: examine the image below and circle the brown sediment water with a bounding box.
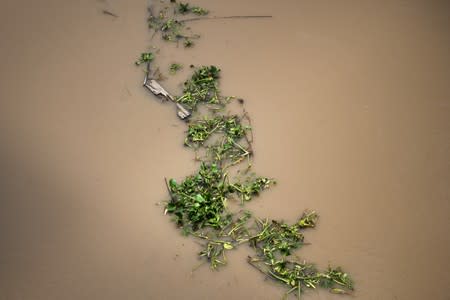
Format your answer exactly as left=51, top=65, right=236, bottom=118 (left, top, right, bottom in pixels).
left=1, top=0, right=449, bottom=299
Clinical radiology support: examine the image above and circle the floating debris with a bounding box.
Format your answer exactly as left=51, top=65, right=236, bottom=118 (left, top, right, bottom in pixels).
left=169, top=63, right=183, bottom=75
left=143, top=62, right=191, bottom=119
left=135, top=1, right=354, bottom=298
left=102, top=9, right=119, bottom=18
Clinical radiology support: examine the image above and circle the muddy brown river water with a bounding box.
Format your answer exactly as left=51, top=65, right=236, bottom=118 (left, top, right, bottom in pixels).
left=1, top=0, right=449, bottom=299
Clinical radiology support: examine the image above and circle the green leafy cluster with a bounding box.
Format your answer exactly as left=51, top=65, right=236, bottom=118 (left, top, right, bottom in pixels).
left=148, top=10, right=193, bottom=44
left=147, top=1, right=208, bottom=47
left=185, top=116, right=225, bottom=145
left=165, top=164, right=274, bottom=232
left=247, top=212, right=353, bottom=298
left=196, top=210, right=252, bottom=269
left=169, top=63, right=183, bottom=74
left=177, top=2, right=209, bottom=15
left=166, top=163, right=229, bottom=230
left=248, top=258, right=353, bottom=298
left=177, top=66, right=222, bottom=110
left=185, top=114, right=254, bottom=167
left=249, top=213, right=315, bottom=259
left=207, top=139, right=249, bottom=167
left=185, top=115, right=246, bottom=145
left=135, top=52, right=154, bottom=65
left=161, top=63, right=353, bottom=298
left=192, top=7, right=208, bottom=15
left=230, top=177, right=275, bottom=203
left=141, top=2, right=355, bottom=298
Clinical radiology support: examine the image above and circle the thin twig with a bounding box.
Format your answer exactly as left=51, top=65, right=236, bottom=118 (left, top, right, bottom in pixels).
left=242, top=110, right=254, bottom=144
left=164, top=177, right=176, bottom=202
left=247, top=256, right=271, bottom=278
left=180, top=15, right=272, bottom=23
left=102, top=10, right=119, bottom=18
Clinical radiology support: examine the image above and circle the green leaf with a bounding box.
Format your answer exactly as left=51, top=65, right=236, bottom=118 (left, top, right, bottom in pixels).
left=169, top=178, right=178, bottom=189
left=223, top=243, right=233, bottom=250
left=195, top=194, right=206, bottom=203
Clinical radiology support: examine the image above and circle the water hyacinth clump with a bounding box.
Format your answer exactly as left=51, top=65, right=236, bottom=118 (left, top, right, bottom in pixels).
left=136, top=1, right=354, bottom=298
left=161, top=65, right=353, bottom=298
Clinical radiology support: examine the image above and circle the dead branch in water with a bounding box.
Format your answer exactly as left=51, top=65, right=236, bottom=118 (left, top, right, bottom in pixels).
left=102, top=10, right=119, bottom=18
left=180, top=15, right=272, bottom=23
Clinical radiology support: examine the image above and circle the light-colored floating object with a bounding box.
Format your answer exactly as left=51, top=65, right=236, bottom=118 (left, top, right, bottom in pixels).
left=143, top=63, right=191, bottom=120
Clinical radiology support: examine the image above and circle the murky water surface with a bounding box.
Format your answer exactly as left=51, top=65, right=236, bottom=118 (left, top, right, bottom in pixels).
left=1, top=0, right=449, bottom=299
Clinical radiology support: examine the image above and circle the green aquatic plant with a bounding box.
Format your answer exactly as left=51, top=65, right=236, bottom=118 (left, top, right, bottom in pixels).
left=135, top=52, right=154, bottom=65
left=147, top=1, right=206, bottom=46
left=248, top=257, right=353, bottom=299
left=178, top=2, right=190, bottom=14
left=184, top=115, right=246, bottom=146
left=191, top=6, right=208, bottom=15
left=165, top=163, right=274, bottom=232
left=137, top=1, right=354, bottom=298
left=246, top=212, right=353, bottom=298
left=169, top=63, right=183, bottom=74
left=185, top=116, right=224, bottom=145
left=165, top=163, right=229, bottom=231
left=160, top=64, right=353, bottom=298
left=230, top=177, right=275, bottom=204
left=177, top=65, right=222, bottom=110
left=183, top=38, right=194, bottom=48
left=177, top=2, right=208, bottom=15
left=184, top=113, right=254, bottom=167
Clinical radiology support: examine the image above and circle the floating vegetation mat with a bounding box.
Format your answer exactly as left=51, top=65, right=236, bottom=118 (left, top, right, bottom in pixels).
left=136, top=1, right=354, bottom=298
